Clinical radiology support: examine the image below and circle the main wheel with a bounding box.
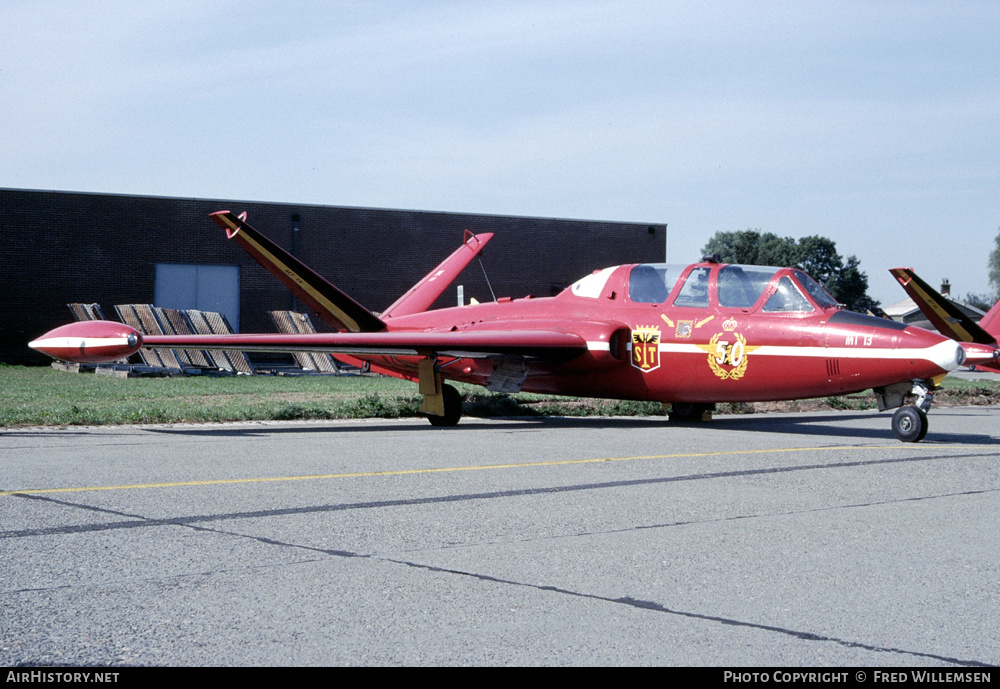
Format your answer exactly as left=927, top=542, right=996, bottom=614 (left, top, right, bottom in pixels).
left=892, top=405, right=927, bottom=442
left=427, top=384, right=463, bottom=427
left=669, top=402, right=714, bottom=423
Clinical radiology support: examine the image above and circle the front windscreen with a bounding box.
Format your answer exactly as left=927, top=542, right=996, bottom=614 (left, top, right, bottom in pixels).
left=763, top=276, right=814, bottom=312
left=793, top=270, right=840, bottom=309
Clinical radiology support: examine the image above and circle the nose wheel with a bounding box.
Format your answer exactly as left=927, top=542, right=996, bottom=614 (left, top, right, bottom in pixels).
left=876, top=380, right=935, bottom=442
left=891, top=405, right=928, bottom=442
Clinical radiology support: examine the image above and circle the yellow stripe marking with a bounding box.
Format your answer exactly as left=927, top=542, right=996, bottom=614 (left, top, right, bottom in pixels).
left=2, top=444, right=992, bottom=497
left=220, top=213, right=362, bottom=332
left=239, top=232, right=362, bottom=332
left=907, top=277, right=974, bottom=341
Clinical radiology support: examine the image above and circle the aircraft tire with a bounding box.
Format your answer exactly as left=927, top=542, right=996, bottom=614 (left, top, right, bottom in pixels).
left=427, top=384, right=463, bottom=427
left=669, top=402, right=713, bottom=423
left=892, top=405, right=927, bottom=442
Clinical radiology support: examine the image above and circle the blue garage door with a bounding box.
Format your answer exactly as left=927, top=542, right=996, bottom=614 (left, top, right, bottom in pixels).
left=154, top=264, right=240, bottom=332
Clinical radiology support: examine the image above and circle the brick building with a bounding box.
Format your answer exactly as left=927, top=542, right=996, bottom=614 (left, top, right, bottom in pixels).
left=2, top=188, right=666, bottom=364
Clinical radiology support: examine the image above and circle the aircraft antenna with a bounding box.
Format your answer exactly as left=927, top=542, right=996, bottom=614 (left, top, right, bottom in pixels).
left=478, top=257, right=497, bottom=302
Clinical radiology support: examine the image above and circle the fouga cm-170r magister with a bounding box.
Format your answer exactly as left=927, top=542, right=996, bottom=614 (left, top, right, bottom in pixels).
left=30, top=211, right=1000, bottom=441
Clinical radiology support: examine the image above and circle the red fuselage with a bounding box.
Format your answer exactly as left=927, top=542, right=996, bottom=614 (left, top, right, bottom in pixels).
left=370, top=262, right=964, bottom=404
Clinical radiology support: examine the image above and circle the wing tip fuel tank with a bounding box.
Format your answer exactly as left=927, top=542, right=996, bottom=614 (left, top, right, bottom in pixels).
left=29, top=321, right=143, bottom=364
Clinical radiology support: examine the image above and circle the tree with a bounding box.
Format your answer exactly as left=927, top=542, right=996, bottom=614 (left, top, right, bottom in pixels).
left=964, top=293, right=995, bottom=312
left=701, top=228, right=799, bottom=266
left=830, top=255, right=880, bottom=314
left=701, top=229, right=879, bottom=313
left=795, top=235, right=842, bottom=287
left=989, top=226, right=1000, bottom=301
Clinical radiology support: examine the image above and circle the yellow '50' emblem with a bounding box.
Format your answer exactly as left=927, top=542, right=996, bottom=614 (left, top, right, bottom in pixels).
left=698, top=332, right=761, bottom=380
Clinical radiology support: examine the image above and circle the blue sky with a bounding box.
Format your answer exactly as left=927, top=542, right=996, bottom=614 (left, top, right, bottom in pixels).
left=3, top=1, right=998, bottom=305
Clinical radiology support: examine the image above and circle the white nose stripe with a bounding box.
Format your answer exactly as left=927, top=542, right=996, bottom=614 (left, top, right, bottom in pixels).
left=29, top=337, right=132, bottom=350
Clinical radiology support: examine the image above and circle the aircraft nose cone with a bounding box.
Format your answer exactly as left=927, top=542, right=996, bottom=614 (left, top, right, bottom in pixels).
left=897, top=327, right=966, bottom=374
left=925, top=339, right=965, bottom=372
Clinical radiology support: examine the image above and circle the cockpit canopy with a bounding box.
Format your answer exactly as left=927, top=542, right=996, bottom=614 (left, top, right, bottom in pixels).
left=631, top=263, right=839, bottom=312
left=567, top=262, right=840, bottom=313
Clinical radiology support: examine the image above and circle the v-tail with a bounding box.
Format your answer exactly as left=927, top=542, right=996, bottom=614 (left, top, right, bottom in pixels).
left=889, top=267, right=1000, bottom=371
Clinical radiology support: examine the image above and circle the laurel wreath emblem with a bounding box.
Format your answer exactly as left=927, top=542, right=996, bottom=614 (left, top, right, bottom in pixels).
left=706, top=332, right=750, bottom=380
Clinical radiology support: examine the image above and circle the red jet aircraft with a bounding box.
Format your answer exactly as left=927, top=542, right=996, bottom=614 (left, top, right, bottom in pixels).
left=30, top=211, right=1000, bottom=442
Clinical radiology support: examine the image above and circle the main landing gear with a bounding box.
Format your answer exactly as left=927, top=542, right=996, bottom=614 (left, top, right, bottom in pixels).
left=427, top=384, right=463, bottom=427
left=417, top=355, right=462, bottom=428
left=669, top=402, right=715, bottom=423
left=876, top=380, right=934, bottom=443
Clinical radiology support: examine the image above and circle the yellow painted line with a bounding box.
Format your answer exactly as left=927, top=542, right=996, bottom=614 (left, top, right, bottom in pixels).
left=3, top=443, right=995, bottom=497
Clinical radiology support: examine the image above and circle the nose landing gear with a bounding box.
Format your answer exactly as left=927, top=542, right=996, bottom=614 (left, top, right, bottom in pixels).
left=891, top=405, right=928, bottom=442
left=877, top=380, right=934, bottom=442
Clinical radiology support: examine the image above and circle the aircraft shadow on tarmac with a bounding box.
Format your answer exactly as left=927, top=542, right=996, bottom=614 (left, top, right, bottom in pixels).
left=144, top=409, right=999, bottom=445
left=690, top=410, right=999, bottom=444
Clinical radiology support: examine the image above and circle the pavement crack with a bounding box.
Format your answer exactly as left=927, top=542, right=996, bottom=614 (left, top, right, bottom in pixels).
left=377, top=556, right=996, bottom=668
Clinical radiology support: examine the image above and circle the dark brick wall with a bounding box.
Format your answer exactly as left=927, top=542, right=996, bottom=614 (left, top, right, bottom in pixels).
left=2, top=189, right=665, bottom=364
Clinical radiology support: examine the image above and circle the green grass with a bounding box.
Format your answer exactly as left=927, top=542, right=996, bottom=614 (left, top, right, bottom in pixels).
left=0, top=365, right=666, bottom=427
left=1, top=364, right=997, bottom=427
left=0, top=365, right=425, bottom=426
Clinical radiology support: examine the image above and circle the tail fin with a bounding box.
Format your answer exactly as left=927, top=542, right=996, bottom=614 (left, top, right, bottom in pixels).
left=210, top=211, right=385, bottom=333
left=889, top=268, right=995, bottom=344
left=980, top=299, right=1000, bottom=342
left=890, top=267, right=1000, bottom=371
left=382, top=230, right=494, bottom=318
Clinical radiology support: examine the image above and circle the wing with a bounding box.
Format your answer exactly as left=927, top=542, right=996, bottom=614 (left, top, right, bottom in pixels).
left=29, top=320, right=588, bottom=364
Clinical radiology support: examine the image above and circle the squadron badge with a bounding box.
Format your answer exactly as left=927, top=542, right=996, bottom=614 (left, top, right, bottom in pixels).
left=631, top=325, right=661, bottom=372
